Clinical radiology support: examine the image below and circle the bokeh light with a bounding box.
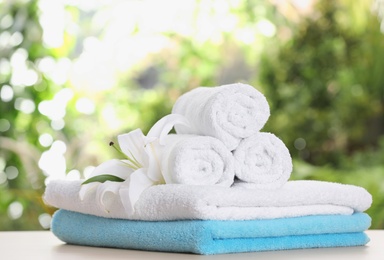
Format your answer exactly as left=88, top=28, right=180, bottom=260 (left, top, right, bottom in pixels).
left=8, top=201, right=23, bottom=220
left=1, top=0, right=384, bottom=231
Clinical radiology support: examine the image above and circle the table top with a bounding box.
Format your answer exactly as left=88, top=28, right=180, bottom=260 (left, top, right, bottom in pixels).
left=0, top=230, right=382, bottom=260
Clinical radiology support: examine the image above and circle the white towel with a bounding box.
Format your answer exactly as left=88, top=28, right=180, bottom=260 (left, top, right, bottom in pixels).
left=172, top=83, right=270, bottom=151
left=233, top=132, right=292, bottom=190
left=44, top=180, right=372, bottom=221
left=160, top=134, right=234, bottom=186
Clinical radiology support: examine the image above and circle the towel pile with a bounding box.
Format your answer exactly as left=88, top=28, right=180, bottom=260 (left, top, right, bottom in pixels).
left=44, top=83, right=372, bottom=255
left=172, top=83, right=292, bottom=190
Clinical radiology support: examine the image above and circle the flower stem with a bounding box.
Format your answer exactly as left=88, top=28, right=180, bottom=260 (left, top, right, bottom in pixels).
left=109, top=141, right=143, bottom=169
left=109, top=141, right=126, bottom=157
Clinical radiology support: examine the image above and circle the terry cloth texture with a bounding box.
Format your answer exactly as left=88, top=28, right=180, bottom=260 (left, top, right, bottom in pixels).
left=172, top=83, right=270, bottom=151
left=233, top=132, right=292, bottom=190
left=51, top=209, right=371, bottom=255
left=159, top=134, right=234, bottom=186
left=44, top=180, right=372, bottom=221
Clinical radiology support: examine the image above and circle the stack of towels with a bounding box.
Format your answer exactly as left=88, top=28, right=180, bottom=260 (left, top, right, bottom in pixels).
left=44, top=83, right=372, bottom=255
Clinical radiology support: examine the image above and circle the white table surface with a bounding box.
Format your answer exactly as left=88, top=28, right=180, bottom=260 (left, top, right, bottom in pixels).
left=0, top=230, right=382, bottom=260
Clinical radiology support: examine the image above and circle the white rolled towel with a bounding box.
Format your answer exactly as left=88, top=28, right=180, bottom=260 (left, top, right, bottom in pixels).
left=76, top=132, right=235, bottom=217
left=160, top=134, right=235, bottom=187
left=233, top=132, right=292, bottom=190
left=172, top=83, right=270, bottom=151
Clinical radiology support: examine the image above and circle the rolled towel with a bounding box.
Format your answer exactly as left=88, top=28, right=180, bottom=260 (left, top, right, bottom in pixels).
left=78, top=133, right=235, bottom=216
left=160, top=134, right=234, bottom=186
left=172, top=83, right=270, bottom=150
left=233, top=132, right=292, bottom=190
left=52, top=209, right=371, bottom=255
left=44, top=180, right=372, bottom=221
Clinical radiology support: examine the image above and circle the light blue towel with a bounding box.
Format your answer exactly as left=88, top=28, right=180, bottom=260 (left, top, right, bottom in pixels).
left=52, top=209, right=371, bottom=255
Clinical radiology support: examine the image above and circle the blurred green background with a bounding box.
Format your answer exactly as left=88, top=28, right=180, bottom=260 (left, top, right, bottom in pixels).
left=1, top=0, right=383, bottom=230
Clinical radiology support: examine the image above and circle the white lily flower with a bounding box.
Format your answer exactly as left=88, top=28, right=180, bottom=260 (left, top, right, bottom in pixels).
left=79, top=114, right=190, bottom=215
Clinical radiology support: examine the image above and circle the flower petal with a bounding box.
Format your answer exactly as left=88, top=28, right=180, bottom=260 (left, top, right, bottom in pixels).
left=147, top=114, right=190, bottom=145
left=119, top=168, right=155, bottom=215
left=79, top=182, right=99, bottom=200
left=144, top=141, right=164, bottom=183
left=95, top=181, right=122, bottom=212
left=118, top=129, right=148, bottom=166
left=89, top=159, right=133, bottom=180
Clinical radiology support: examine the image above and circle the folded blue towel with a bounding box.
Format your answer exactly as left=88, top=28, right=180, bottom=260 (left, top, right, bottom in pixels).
left=52, top=209, right=370, bottom=255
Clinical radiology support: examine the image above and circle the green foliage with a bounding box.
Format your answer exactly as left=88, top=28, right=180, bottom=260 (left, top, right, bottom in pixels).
left=258, top=0, right=384, bottom=166
left=0, top=0, right=54, bottom=230
left=1, top=0, right=383, bottom=231
left=82, top=174, right=124, bottom=185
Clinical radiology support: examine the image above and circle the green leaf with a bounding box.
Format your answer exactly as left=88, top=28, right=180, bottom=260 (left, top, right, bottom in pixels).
left=82, top=174, right=125, bottom=185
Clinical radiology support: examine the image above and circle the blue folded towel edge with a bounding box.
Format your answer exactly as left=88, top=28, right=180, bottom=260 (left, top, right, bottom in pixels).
left=51, top=209, right=370, bottom=255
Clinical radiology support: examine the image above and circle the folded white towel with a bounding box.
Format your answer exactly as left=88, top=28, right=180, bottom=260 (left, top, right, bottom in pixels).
left=160, top=134, right=234, bottom=186
left=233, top=132, right=292, bottom=190
left=172, top=83, right=270, bottom=151
left=44, top=180, right=372, bottom=221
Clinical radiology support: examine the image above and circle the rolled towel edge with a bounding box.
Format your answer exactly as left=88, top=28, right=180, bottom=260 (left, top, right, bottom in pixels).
left=161, top=134, right=235, bottom=187
left=233, top=132, right=292, bottom=189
